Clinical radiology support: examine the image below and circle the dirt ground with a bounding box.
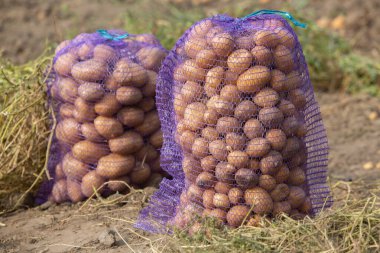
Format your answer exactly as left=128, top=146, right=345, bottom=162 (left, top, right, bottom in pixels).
left=1, top=92, right=380, bottom=252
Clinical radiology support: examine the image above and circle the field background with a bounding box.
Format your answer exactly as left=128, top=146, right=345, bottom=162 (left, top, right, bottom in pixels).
left=0, top=0, right=379, bottom=252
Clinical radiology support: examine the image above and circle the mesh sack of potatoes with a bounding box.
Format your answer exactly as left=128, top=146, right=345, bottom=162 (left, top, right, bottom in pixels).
left=36, top=30, right=167, bottom=204
left=136, top=11, right=332, bottom=233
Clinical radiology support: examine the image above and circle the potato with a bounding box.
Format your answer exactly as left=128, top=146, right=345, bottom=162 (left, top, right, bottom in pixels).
left=55, top=118, right=82, bottom=145
left=204, top=66, right=224, bottom=95
left=81, top=171, right=105, bottom=197
left=183, top=102, right=206, bottom=131
left=215, top=162, right=236, bottom=183
left=201, top=127, right=218, bottom=141
left=246, top=215, right=262, bottom=227
left=234, top=100, right=258, bottom=121
left=138, top=97, right=155, bottom=112
left=253, top=88, right=280, bottom=108
left=174, top=94, right=187, bottom=118
left=216, top=116, right=239, bottom=134
left=112, top=58, right=132, bottom=85
left=251, top=46, right=273, bottom=66
left=72, top=140, right=109, bottom=163
left=180, top=130, right=197, bottom=153
left=243, top=119, right=265, bottom=139
left=270, top=69, right=286, bottom=92
left=213, top=193, right=230, bottom=211
left=55, top=40, right=71, bottom=54
left=287, top=167, right=306, bottom=186
left=225, top=132, right=246, bottom=151
left=209, top=208, right=227, bottom=223
left=235, top=168, right=258, bottom=189
left=273, top=201, right=291, bottom=216
left=299, top=197, right=312, bottom=214
left=201, top=155, right=217, bottom=172
left=51, top=179, right=68, bottom=203
left=190, top=19, right=214, bottom=39
left=244, top=187, right=273, bottom=214
left=209, top=140, right=228, bottom=161
left=77, top=42, right=94, bottom=60
left=149, top=129, right=163, bottom=148
left=182, top=59, right=206, bottom=82
left=109, top=131, right=144, bottom=155
left=115, top=86, right=143, bottom=105
left=67, top=178, right=84, bottom=203
left=290, top=209, right=305, bottom=220
left=214, top=97, right=235, bottom=116
left=117, top=107, right=145, bottom=128
left=227, top=205, right=250, bottom=228
left=173, top=63, right=188, bottom=83
left=54, top=52, right=78, bottom=76
left=270, top=183, right=290, bottom=202
left=246, top=138, right=271, bottom=158
left=260, top=151, right=283, bottom=175
left=285, top=71, right=302, bottom=91
left=274, top=45, right=295, bottom=74
left=203, top=108, right=219, bottom=125
left=203, top=189, right=215, bottom=209
left=288, top=151, right=306, bottom=169
left=136, top=46, right=166, bottom=70
left=254, top=30, right=280, bottom=48
left=288, top=88, right=307, bottom=109
left=62, top=153, right=89, bottom=180
left=78, top=82, right=104, bottom=102
left=282, top=116, right=300, bottom=136
left=227, top=49, right=253, bottom=74
left=227, top=151, right=249, bottom=168
left=94, top=93, right=122, bottom=116
left=71, top=59, right=107, bottom=82
left=214, top=181, right=231, bottom=194
left=59, top=103, right=74, bottom=119
left=274, top=27, right=296, bottom=50
left=224, top=70, right=239, bottom=85
left=228, top=187, right=243, bottom=204
left=296, top=123, right=307, bottom=138
left=176, top=120, right=188, bottom=135
left=211, top=32, right=234, bottom=57
left=196, top=171, right=215, bottom=189
left=142, top=70, right=157, bottom=98
left=192, top=137, right=209, bottom=158
left=274, top=164, right=290, bottom=183
left=181, top=81, right=203, bottom=102
left=237, top=66, right=271, bottom=93
left=73, top=97, right=96, bottom=123
left=258, top=107, right=284, bottom=127
left=80, top=123, right=104, bottom=142
left=183, top=154, right=202, bottom=182
left=96, top=153, right=135, bottom=178
left=55, top=163, right=65, bottom=180
left=258, top=175, right=277, bottom=191
left=131, top=34, right=160, bottom=45
left=57, top=78, right=78, bottom=103
left=288, top=186, right=306, bottom=208
left=195, top=49, right=217, bottom=68
left=249, top=159, right=260, bottom=170
left=129, top=162, right=151, bottom=185
left=148, top=158, right=161, bottom=173
left=93, top=44, right=118, bottom=62
left=265, top=129, right=287, bottom=150
left=187, top=184, right=203, bottom=202
left=220, top=85, right=241, bottom=103
left=235, top=35, right=255, bottom=50
left=282, top=137, right=301, bottom=159
left=108, top=176, right=131, bottom=192
left=93, top=116, right=123, bottom=139
left=184, top=36, right=208, bottom=59
left=278, top=99, right=296, bottom=117
left=205, top=26, right=224, bottom=45
left=135, top=111, right=161, bottom=136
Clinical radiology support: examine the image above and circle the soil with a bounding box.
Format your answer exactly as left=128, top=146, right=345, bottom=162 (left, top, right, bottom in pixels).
left=1, top=92, right=380, bottom=252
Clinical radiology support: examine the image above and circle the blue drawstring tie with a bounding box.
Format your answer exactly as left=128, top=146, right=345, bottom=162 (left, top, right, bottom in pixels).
left=97, top=29, right=130, bottom=41
left=242, top=9, right=307, bottom=29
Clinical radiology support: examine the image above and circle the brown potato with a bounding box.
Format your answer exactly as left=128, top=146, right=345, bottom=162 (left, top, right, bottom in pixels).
left=149, top=129, right=163, bottom=148
left=251, top=46, right=273, bottom=66
left=67, top=178, right=84, bottom=203
left=183, top=154, right=202, bottom=182
left=243, top=119, right=265, bottom=139
left=258, top=175, right=277, bottom=191
left=54, top=52, right=78, bottom=76
left=71, top=59, right=107, bottom=82
left=55, top=40, right=71, bottom=54
left=258, top=107, right=284, bottom=127
left=209, top=140, right=228, bottom=161
left=55, top=163, right=65, bottom=180
left=287, top=167, right=306, bottom=186
left=182, top=59, right=206, bottom=82
left=55, top=118, right=82, bottom=145
left=94, top=93, right=122, bottom=116
left=209, top=208, right=227, bottom=223
left=51, top=179, right=68, bottom=203
left=282, top=137, right=301, bottom=159
left=249, top=159, right=260, bottom=170
left=270, top=69, right=287, bottom=92
left=73, top=98, right=96, bottom=123
left=135, top=111, right=161, bottom=136
left=117, top=107, right=144, bottom=127
left=274, top=27, right=296, bottom=50
left=203, top=109, right=219, bottom=125
left=253, top=88, right=280, bottom=108
left=288, top=186, right=306, bottom=208
left=246, top=138, right=271, bottom=158
left=142, top=70, right=157, bottom=97
left=93, top=44, right=118, bottom=62
left=227, top=205, right=250, bottom=228
left=203, top=189, right=215, bottom=209
left=201, top=155, right=217, bottom=172
left=215, top=162, right=236, bottom=183
left=296, top=123, right=307, bottom=138
left=220, top=85, right=241, bottom=103
left=196, top=171, right=216, bottom=189
left=130, top=162, right=151, bottom=185
left=205, top=26, right=224, bottom=45
left=216, top=116, right=239, bottom=134
left=299, top=197, right=312, bottom=214
left=77, top=42, right=94, bottom=60
left=93, top=116, right=123, bottom=139
left=112, top=58, right=132, bottom=85
left=213, top=193, right=230, bottom=211
left=131, top=34, right=160, bottom=45
left=72, top=140, right=110, bottom=163
left=78, top=82, right=104, bottom=102
left=173, top=94, right=187, bottom=118
left=204, top=66, right=224, bottom=96
left=81, top=123, right=104, bottom=142
left=108, top=131, right=144, bottom=155
left=226, top=132, right=246, bottom=151
left=148, top=158, right=162, bottom=173
left=254, top=30, right=280, bottom=48
left=181, top=81, right=203, bottom=102
left=192, top=137, right=209, bottom=158
left=176, top=120, right=188, bottom=135
left=288, top=88, right=306, bottom=109
left=227, top=151, right=249, bottom=168
left=270, top=183, right=290, bottom=202
left=235, top=168, right=258, bottom=188
left=180, top=130, right=197, bottom=153
left=138, top=97, right=156, bottom=112
left=195, top=49, right=217, bottom=68
left=260, top=151, right=283, bottom=175
left=235, top=35, right=255, bottom=50
left=214, top=97, right=235, bottom=116
left=81, top=171, right=105, bottom=197
left=234, top=100, right=258, bottom=121
left=136, top=47, right=166, bottom=70
left=211, top=32, right=234, bottom=57
left=274, top=45, right=295, bottom=74
left=121, top=60, right=148, bottom=87
left=244, top=187, right=273, bottom=214
left=214, top=181, right=231, bottom=194
left=274, top=164, right=290, bottom=183
left=57, top=78, right=78, bottom=103
left=189, top=19, right=214, bottom=38
left=96, top=153, right=135, bottom=178
left=285, top=71, right=302, bottom=91
left=228, top=187, right=243, bottom=204
left=108, top=176, right=131, bottom=192
left=187, top=184, right=203, bottom=202
left=173, top=63, right=188, bottom=83
left=273, top=201, right=291, bottom=216
left=265, top=129, right=287, bottom=151
left=62, top=153, right=89, bottom=180
left=282, top=116, right=300, bottom=136
left=227, top=49, right=253, bottom=74
left=278, top=99, right=296, bottom=117
left=184, top=36, right=208, bottom=59
left=59, top=103, right=74, bottom=119
left=201, top=127, right=219, bottom=141
left=183, top=102, right=206, bottom=131
left=237, top=66, right=271, bottom=93
left=116, top=86, right=143, bottom=105
left=224, top=70, right=239, bottom=85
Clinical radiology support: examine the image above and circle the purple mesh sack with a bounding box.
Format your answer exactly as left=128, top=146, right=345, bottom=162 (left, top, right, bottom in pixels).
left=36, top=30, right=167, bottom=204
left=136, top=10, right=332, bottom=233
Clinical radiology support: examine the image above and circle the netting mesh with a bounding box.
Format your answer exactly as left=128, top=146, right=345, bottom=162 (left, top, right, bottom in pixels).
left=36, top=30, right=168, bottom=204
left=136, top=14, right=332, bottom=233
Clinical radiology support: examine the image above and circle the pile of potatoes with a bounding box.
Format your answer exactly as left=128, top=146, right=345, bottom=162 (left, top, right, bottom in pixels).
left=171, top=18, right=312, bottom=229
left=48, top=32, right=167, bottom=203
